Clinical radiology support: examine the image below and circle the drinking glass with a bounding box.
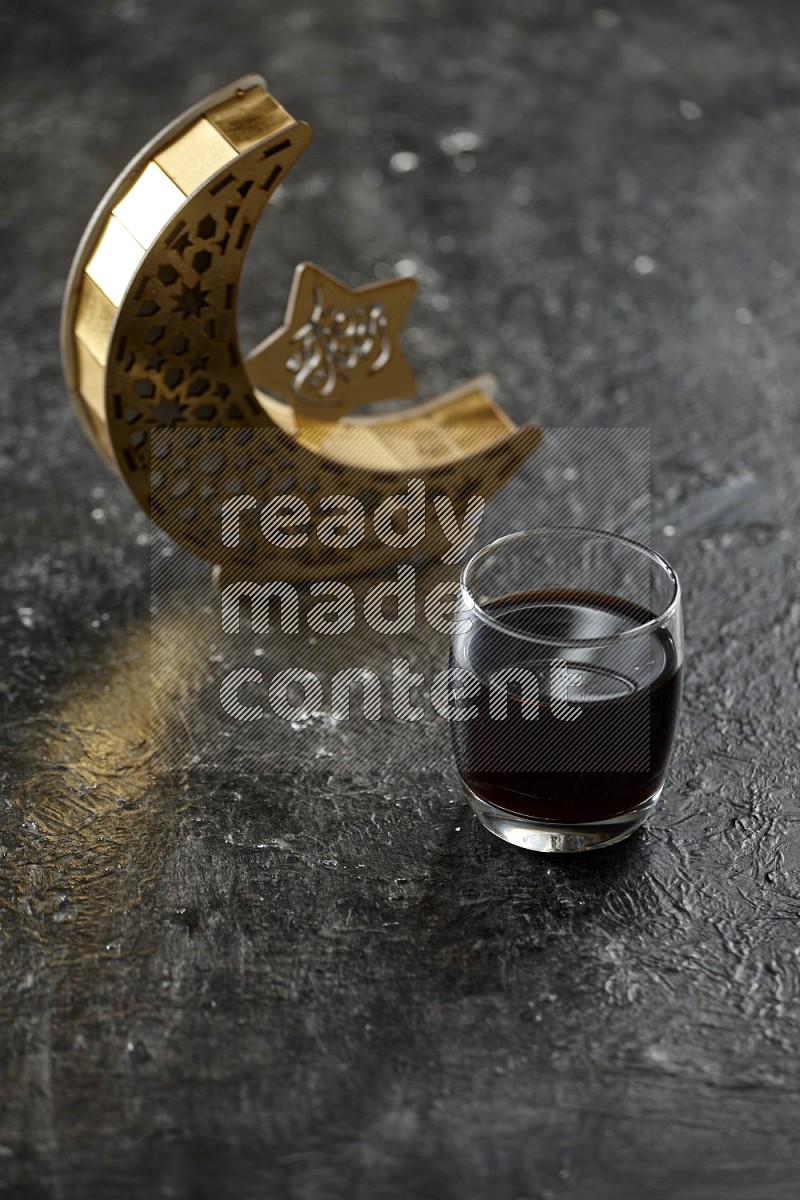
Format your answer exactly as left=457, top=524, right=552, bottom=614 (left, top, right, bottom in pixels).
left=448, top=527, right=683, bottom=852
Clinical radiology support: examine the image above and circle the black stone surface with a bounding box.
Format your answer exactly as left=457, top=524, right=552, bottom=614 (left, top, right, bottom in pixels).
left=1, top=1, right=799, bottom=1197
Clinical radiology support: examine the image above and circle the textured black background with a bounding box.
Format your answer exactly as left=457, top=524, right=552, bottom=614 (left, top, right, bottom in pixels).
left=1, top=1, right=799, bottom=1197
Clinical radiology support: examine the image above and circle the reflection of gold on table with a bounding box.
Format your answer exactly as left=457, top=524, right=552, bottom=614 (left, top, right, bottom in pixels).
left=61, top=75, right=541, bottom=580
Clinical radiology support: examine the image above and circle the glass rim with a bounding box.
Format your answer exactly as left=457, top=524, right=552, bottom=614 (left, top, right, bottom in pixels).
left=460, top=525, right=681, bottom=649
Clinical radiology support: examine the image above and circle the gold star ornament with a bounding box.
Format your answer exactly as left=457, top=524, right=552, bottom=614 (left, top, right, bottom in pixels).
left=248, top=263, right=419, bottom=420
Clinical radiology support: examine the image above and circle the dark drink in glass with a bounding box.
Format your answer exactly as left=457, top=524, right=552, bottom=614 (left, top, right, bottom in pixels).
left=449, top=531, right=683, bottom=852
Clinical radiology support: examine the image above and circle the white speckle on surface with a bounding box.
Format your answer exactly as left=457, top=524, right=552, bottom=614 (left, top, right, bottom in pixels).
left=644, top=1043, right=678, bottom=1067
left=394, top=258, right=418, bottom=277
left=389, top=151, right=420, bottom=174
left=663, top=524, right=676, bottom=537
left=429, top=294, right=450, bottom=312
left=563, top=467, right=578, bottom=482
left=593, top=8, right=620, bottom=28
left=91, top=485, right=106, bottom=499
left=135, top=532, right=150, bottom=545
left=386, top=60, right=419, bottom=84
left=289, top=709, right=335, bottom=733
left=633, top=254, right=656, bottom=275
left=735, top=306, right=753, bottom=325
left=439, top=129, right=482, bottom=156
left=17, top=607, right=34, bottom=629
left=285, top=9, right=311, bottom=31
left=91, top=508, right=106, bottom=523
left=679, top=99, right=703, bottom=121
left=112, top=0, right=143, bottom=22
left=299, top=170, right=330, bottom=198
left=617, top=169, right=640, bottom=203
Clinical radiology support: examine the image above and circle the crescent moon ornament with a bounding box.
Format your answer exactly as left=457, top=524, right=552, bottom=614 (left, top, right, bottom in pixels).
left=61, top=76, right=541, bottom=582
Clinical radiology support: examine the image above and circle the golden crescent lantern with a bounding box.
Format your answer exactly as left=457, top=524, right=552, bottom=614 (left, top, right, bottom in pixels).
left=61, top=75, right=541, bottom=582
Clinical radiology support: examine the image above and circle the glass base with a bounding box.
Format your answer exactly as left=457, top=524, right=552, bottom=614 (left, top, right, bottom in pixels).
left=463, top=783, right=662, bottom=853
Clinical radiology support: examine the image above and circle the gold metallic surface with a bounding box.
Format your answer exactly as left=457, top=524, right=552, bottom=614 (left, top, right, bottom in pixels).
left=112, top=160, right=185, bottom=247
left=84, top=215, right=146, bottom=306
left=206, top=88, right=294, bottom=150
left=154, top=118, right=237, bottom=194
left=85, top=406, right=115, bottom=462
left=74, top=339, right=105, bottom=419
left=62, top=78, right=541, bottom=579
left=290, top=377, right=516, bottom=469
left=74, top=276, right=116, bottom=367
